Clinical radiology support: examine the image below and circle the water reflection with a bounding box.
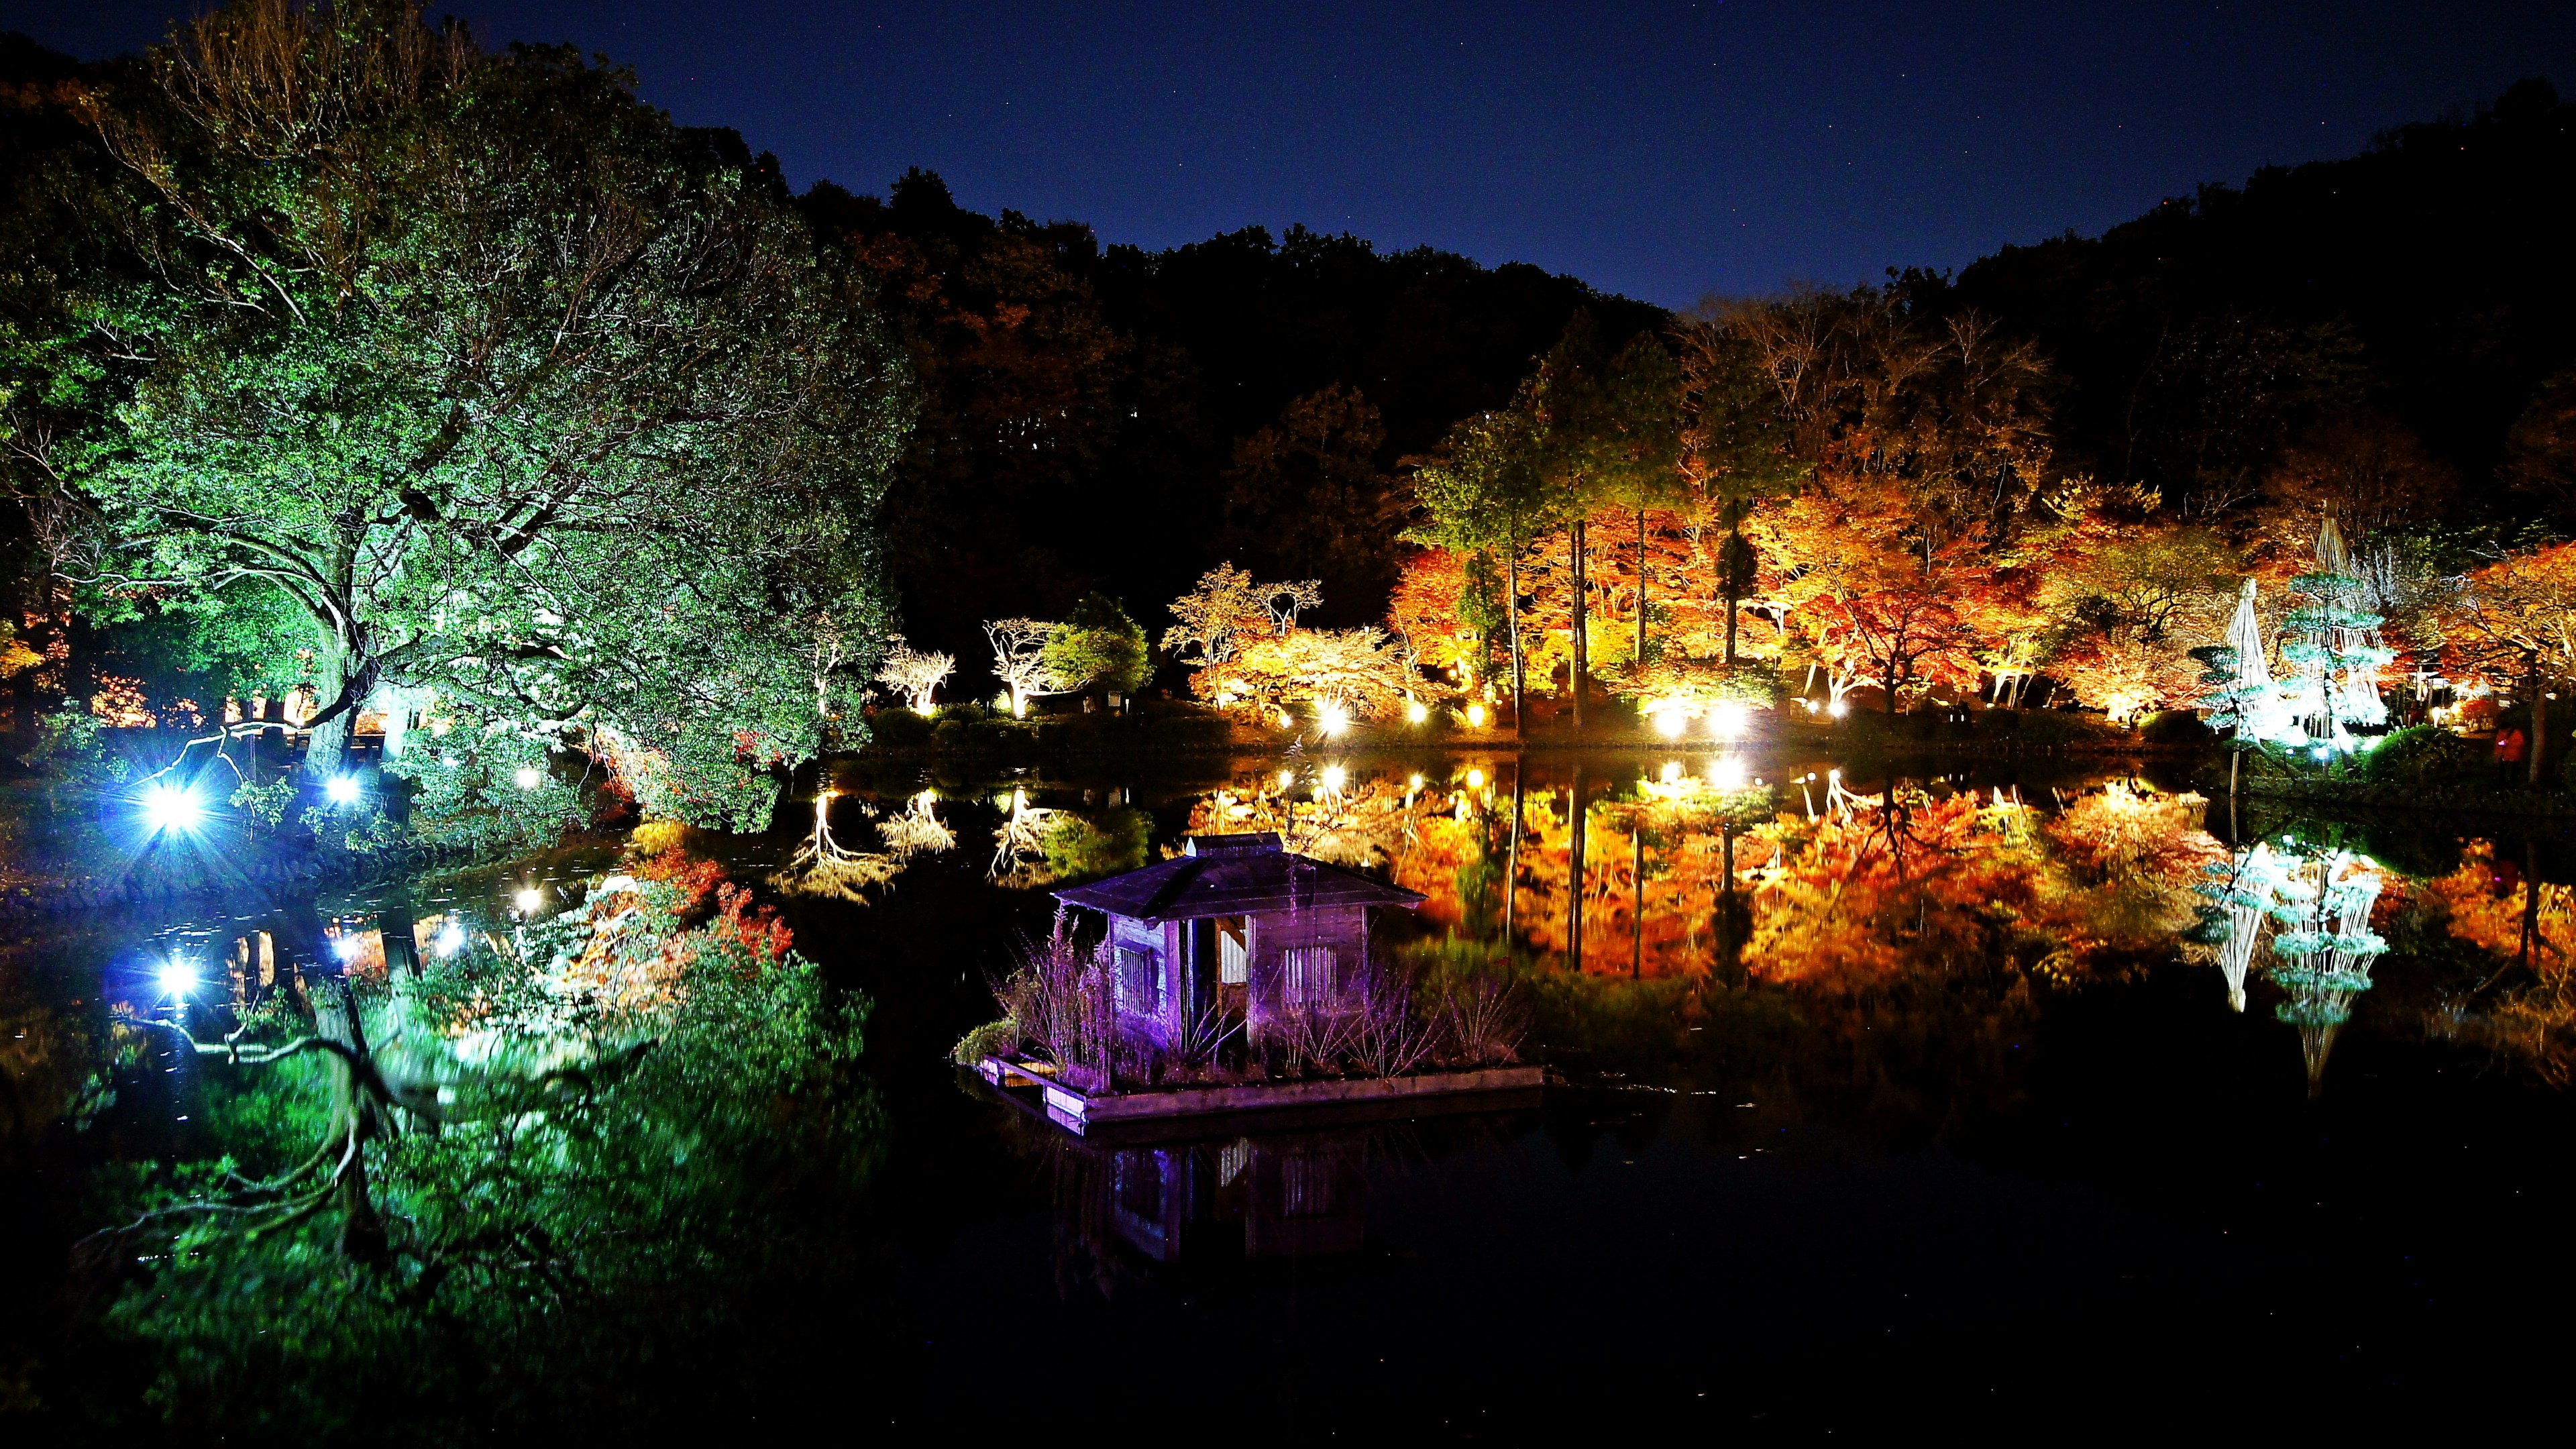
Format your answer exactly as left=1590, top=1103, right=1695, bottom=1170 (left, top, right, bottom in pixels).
left=10, top=755, right=2576, bottom=1432
left=1014, top=1110, right=1534, bottom=1295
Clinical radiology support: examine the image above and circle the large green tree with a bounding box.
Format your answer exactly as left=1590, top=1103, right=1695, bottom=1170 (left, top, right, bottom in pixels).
left=1410, top=404, right=1555, bottom=727
left=0, top=1, right=910, bottom=828
left=1527, top=315, right=1682, bottom=728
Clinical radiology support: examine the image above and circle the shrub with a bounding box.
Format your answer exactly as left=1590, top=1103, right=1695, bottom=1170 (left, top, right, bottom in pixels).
left=2006, top=709, right=2128, bottom=747
left=2140, top=710, right=2216, bottom=747
left=866, top=708, right=934, bottom=749
left=2357, top=725, right=2478, bottom=788
left=951, top=1017, right=1020, bottom=1065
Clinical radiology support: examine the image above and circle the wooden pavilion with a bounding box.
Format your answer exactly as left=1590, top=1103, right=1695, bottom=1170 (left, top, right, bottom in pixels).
left=1050, top=832, right=1424, bottom=1044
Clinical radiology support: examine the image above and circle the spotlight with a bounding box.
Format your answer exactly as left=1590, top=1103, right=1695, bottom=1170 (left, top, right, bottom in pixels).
left=156, top=959, right=197, bottom=999
left=1464, top=769, right=1485, bottom=790
left=2310, top=745, right=2330, bottom=761
left=142, top=783, right=202, bottom=835
left=434, top=924, right=466, bottom=958
left=513, top=765, right=544, bottom=792
left=1710, top=702, right=1750, bottom=740
left=1317, top=702, right=1351, bottom=737
left=1407, top=773, right=1424, bottom=790
left=1652, top=709, right=1688, bottom=739
left=332, top=934, right=364, bottom=963
left=1660, top=760, right=1683, bottom=784
left=1713, top=756, right=1749, bottom=791
left=1827, top=699, right=1849, bottom=719
left=324, top=775, right=361, bottom=806
left=1465, top=703, right=1488, bottom=728
left=1406, top=700, right=1430, bottom=724
left=1320, top=765, right=1346, bottom=792
left=1277, top=768, right=1295, bottom=790
left=513, top=886, right=543, bottom=914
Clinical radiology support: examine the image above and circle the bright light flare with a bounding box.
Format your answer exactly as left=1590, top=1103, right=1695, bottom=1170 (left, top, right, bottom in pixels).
left=1712, top=755, right=1749, bottom=791
left=142, top=783, right=202, bottom=835
left=1826, top=699, right=1849, bottom=719
left=1317, top=702, right=1351, bottom=737
left=513, top=886, right=543, bottom=914
left=1465, top=703, right=1488, bottom=728
left=513, top=765, right=543, bottom=792
left=156, top=959, right=197, bottom=999
left=1709, top=702, right=1751, bottom=740
left=324, top=775, right=362, bottom=806
left=332, top=934, right=364, bottom=963
left=1320, top=765, right=1347, bottom=793
left=434, top=924, right=466, bottom=959
left=1652, top=708, right=1688, bottom=739
left=1407, top=773, right=1425, bottom=790
left=1405, top=700, right=1429, bottom=724
left=1277, top=767, right=1296, bottom=790
left=1660, top=760, right=1684, bottom=785
left=1464, top=769, right=1485, bottom=790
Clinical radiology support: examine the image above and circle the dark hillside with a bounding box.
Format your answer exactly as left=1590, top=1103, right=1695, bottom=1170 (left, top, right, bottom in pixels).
left=803, top=171, right=1661, bottom=663
left=1934, top=77, right=2575, bottom=524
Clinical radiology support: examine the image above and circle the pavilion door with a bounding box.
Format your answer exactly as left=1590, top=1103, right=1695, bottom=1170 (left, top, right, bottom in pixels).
left=1192, top=916, right=1250, bottom=1020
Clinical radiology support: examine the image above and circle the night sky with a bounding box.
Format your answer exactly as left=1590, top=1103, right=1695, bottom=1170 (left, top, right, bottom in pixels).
left=6, top=1, right=2568, bottom=307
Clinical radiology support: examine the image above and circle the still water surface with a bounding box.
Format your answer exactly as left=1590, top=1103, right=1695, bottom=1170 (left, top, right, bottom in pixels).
left=6, top=750, right=2573, bottom=1434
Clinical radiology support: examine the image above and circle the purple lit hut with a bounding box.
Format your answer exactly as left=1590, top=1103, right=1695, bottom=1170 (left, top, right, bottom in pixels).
left=1050, top=833, right=1424, bottom=1044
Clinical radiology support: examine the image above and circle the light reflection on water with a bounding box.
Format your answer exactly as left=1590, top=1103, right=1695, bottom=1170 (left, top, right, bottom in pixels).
left=6, top=751, right=2576, bottom=1432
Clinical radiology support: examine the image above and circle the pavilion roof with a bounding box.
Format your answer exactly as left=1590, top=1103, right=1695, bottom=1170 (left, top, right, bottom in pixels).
left=1051, top=833, right=1424, bottom=921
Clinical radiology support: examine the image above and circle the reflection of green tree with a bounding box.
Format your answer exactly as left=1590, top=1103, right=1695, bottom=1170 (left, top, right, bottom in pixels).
left=1040, top=806, right=1152, bottom=882
left=89, top=888, right=881, bottom=1432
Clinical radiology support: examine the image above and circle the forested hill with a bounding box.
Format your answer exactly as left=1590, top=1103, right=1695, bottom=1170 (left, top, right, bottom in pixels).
left=800, top=170, right=1663, bottom=654
left=1925, top=76, right=2576, bottom=526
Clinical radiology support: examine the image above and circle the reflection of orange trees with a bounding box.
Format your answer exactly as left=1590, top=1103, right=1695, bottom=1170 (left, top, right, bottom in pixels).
left=1745, top=793, right=2094, bottom=987
left=2043, top=782, right=2224, bottom=947
left=2425, top=843, right=2573, bottom=975
left=2422, top=843, right=2576, bottom=1081
left=1187, top=771, right=1431, bottom=873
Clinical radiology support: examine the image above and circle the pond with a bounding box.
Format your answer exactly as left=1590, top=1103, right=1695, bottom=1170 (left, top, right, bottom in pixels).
left=5, top=749, right=2574, bottom=1436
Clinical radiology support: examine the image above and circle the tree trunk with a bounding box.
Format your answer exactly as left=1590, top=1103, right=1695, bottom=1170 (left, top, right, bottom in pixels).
left=1567, top=767, right=1585, bottom=973
left=1505, top=763, right=1522, bottom=941
left=1571, top=517, right=1587, bottom=731
left=1507, top=549, right=1525, bottom=735
left=1635, top=506, right=1648, bottom=669
left=2530, top=663, right=2550, bottom=788
left=308, top=967, right=388, bottom=1263
left=303, top=641, right=366, bottom=783
left=1631, top=826, right=1644, bottom=979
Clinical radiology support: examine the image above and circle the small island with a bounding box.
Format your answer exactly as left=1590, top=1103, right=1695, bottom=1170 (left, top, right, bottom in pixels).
left=964, top=832, right=1540, bottom=1134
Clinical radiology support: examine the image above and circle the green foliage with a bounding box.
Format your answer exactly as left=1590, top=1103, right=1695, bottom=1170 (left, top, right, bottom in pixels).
left=1043, top=593, right=1151, bottom=694
left=15, top=701, right=125, bottom=790
left=7, top=0, right=911, bottom=830
left=227, top=773, right=294, bottom=828
left=2139, top=710, right=2217, bottom=746
left=952, top=1017, right=1020, bottom=1065
left=381, top=724, right=585, bottom=857
left=1039, top=806, right=1152, bottom=880
left=2358, top=725, right=2479, bottom=787
left=102, top=883, right=881, bottom=1434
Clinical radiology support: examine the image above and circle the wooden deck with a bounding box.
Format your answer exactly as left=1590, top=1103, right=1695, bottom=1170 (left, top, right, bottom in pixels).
left=976, top=1055, right=1546, bottom=1138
